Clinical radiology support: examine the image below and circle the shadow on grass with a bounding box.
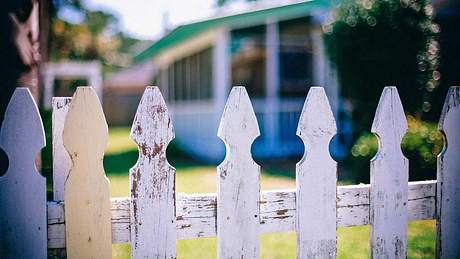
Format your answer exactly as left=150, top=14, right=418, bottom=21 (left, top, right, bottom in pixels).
left=104, top=145, right=302, bottom=180
left=103, top=143, right=211, bottom=176
left=259, top=157, right=298, bottom=179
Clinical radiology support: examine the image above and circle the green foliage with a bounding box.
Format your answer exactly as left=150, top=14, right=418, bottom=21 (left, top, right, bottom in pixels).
left=324, top=0, right=440, bottom=134
left=349, top=116, right=443, bottom=182
left=49, top=0, right=141, bottom=72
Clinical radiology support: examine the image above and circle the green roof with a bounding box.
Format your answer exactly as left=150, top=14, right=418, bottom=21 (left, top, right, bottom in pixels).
left=134, top=0, right=330, bottom=63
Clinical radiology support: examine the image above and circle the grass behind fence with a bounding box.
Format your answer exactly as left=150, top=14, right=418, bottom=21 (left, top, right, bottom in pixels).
left=101, top=127, right=434, bottom=258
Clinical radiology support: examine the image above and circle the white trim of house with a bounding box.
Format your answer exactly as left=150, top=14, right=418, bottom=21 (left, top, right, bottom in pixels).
left=311, top=26, right=325, bottom=86
left=311, top=24, right=339, bottom=117
left=265, top=18, right=280, bottom=148
left=212, top=28, right=231, bottom=111
left=41, top=61, right=102, bottom=109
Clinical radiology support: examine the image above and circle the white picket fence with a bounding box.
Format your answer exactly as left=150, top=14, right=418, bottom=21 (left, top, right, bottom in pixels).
left=0, top=85, right=459, bottom=259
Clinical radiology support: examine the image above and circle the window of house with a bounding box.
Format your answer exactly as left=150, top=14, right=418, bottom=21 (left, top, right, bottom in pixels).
left=168, top=47, right=213, bottom=102
left=279, top=17, right=313, bottom=98
left=231, top=25, right=266, bottom=98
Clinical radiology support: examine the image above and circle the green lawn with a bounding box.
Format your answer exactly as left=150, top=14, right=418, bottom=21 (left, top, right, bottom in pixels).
left=105, top=127, right=435, bottom=258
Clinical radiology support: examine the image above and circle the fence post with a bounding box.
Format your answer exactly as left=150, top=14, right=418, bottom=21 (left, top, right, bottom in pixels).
left=296, top=87, right=337, bottom=258
left=436, top=86, right=460, bottom=258
left=0, top=88, right=47, bottom=258
left=130, top=86, right=176, bottom=258
left=217, top=86, right=260, bottom=258
left=52, top=97, right=72, bottom=201
left=370, top=87, right=408, bottom=258
left=63, top=87, right=112, bottom=258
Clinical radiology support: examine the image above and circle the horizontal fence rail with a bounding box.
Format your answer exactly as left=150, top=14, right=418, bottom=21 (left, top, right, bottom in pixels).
left=0, top=85, right=459, bottom=259
left=46, top=180, right=436, bottom=248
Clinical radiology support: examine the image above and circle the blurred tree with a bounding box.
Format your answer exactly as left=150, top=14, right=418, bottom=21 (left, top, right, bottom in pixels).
left=324, top=0, right=440, bottom=136
left=324, top=0, right=441, bottom=182
left=430, top=0, right=460, bottom=121
left=49, top=0, right=140, bottom=72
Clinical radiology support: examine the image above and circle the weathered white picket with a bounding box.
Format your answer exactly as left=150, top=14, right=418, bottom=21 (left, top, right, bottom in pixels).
left=52, top=97, right=72, bottom=201
left=0, top=85, right=459, bottom=259
left=370, top=87, right=408, bottom=258
left=217, top=87, right=261, bottom=258
left=296, top=87, right=337, bottom=258
left=130, top=86, right=176, bottom=258
left=436, top=86, right=460, bottom=258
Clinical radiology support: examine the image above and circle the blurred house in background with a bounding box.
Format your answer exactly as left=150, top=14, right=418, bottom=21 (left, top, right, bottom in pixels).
left=103, top=62, right=155, bottom=125
left=131, top=0, right=343, bottom=162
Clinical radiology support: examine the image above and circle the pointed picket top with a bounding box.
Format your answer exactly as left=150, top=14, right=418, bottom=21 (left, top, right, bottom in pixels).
left=64, top=87, right=108, bottom=160
left=0, top=87, right=45, bottom=159
left=436, top=86, right=460, bottom=258
left=296, top=87, right=337, bottom=258
left=371, top=86, right=408, bottom=145
left=129, top=86, right=176, bottom=258
left=438, top=86, right=460, bottom=133
left=217, top=86, right=260, bottom=258
left=63, top=87, right=112, bottom=259
left=297, top=86, right=337, bottom=139
left=0, top=87, right=47, bottom=258
left=130, top=86, right=174, bottom=156
left=218, top=86, right=260, bottom=152
left=370, top=86, right=408, bottom=259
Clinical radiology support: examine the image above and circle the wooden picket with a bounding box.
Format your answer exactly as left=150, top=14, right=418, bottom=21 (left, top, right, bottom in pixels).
left=296, top=87, right=337, bottom=258
left=436, top=86, right=460, bottom=258
left=63, top=87, right=112, bottom=259
left=130, top=86, right=176, bottom=258
left=217, top=87, right=261, bottom=258
left=0, top=88, right=47, bottom=258
left=52, top=97, right=72, bottom=201
left=1, top=85, right=460, bottom=259
left=370, top=87, right=408, bottom=258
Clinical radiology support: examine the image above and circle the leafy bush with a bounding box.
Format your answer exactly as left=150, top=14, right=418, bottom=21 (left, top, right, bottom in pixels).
left=348, top=116, right=443, bottom=183
left=324, top=0, right=440, bottom=134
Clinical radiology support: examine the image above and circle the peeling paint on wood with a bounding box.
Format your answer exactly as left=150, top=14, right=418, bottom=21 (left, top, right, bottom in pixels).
left=370, top=87, right=408, bottom=259
left=296, top=87, right=337, bottom=258
left=436, top=86, right=460, bottom=259
left=130, top=86, right=176, bottom=258
left=63, top=87, right=112, bottom=259
left=217, top=87, right=260, bottom=258
left=52, top=97, right=72, bottom=201
left=45, top=181, right=436, bottom=248
left=0, top=88, right=47, bottom=258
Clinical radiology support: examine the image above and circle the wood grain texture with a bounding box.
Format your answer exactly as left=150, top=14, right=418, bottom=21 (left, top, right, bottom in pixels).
left=46, top=180, right=436, bottom=248
left=130, top=86, right=176, bottom=258
left=217, top=87, right=260, bottom=258
left=52, top=97, right=72, bottom=201
left=370, top=87, right=408, bottom=259
left=296, top=87, right=337, bottom=258
left=436, top=86, right=460, bottom=259
left=0, top=88, right=47, bottom=258
left=63, top=87, right=112, bottom=259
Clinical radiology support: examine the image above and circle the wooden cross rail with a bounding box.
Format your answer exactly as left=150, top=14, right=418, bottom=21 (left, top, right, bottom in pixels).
left=46, top=180, right=436, bottom=248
